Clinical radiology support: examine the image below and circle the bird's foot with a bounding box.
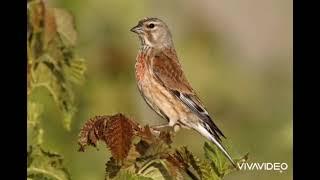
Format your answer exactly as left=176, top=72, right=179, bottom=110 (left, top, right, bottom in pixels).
left=150, top=124, right=181, bottom=137
left=151, top=124, right=173, bottom=132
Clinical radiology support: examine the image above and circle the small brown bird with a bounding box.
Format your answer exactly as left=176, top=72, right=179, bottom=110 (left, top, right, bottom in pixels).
left=130, top=17, right=236, bottom=167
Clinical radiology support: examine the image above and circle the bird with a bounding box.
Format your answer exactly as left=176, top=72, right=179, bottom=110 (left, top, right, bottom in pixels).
left=130, top=17, right=237, bottom=168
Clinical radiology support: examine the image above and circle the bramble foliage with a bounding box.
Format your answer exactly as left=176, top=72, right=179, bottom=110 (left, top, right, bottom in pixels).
left=204, top=142, right=249, bottom=178
left=27, top=145, right=71, bottom=180
left=27, top=0, right=86, bottom=179
left=78, top=114, right=248, bottom=180
left=27, top=0, right=86, bottom=130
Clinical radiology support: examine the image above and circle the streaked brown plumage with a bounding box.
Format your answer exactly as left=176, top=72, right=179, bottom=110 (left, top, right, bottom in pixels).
left=131, top=17, right=237, bottom=168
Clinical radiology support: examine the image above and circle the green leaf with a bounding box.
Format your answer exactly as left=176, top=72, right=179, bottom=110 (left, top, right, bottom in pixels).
left=31, top=57, right=76, bottom=130
left=137, top=159, right=173, bottom=180
left=108, top=170, right=153, bottom=180
left=204, top=142, right=248, bottom=177
left=142, top=141, right=170, bottom=159
left=105, top=157, right=121, bottom=179
left=175, top=146, right=219, bottom=180
left=27, top=145, right=71, bottom=180
left=53, top=8, right=77, bottom=47
left=27, top=101, right=43, bottom=126
left=27, top=101, right=44, bottom=144
left=64, top=57, right=86, bottom=84
left=204, top=142, right=225, bottom=176
left=122, top=141, right=142, bottom=167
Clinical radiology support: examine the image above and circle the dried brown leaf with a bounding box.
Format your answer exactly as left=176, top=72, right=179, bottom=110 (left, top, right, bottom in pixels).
left=78, top=115, right=107, bottom=151
left=78, top=114, right=134, bottom=161
left=28, top=0, right=45, bottom=32
left=104, top=114, right=134, bottom=161
left=44, top=8, right=57, bottom=46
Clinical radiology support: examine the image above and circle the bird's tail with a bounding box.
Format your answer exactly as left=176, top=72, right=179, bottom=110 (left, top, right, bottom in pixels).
left=194, top=124, right=238, bottom=169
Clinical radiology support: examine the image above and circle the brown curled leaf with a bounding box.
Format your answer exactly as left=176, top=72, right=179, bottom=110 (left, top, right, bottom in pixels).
left=104, top=113, right=134, bottom=161
left=78, top=114, right=134, bottom=161
left=78, top=115, right=108, bottom=151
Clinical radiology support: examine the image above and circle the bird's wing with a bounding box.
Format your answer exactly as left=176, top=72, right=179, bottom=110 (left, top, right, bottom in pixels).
left=152, top=49, right=225, bottom=141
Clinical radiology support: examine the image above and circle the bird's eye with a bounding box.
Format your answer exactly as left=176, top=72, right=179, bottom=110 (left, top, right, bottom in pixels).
left=147, top=23, right=155, bottom=28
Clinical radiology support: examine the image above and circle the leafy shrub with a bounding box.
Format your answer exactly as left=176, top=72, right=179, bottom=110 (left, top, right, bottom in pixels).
left=27, top=0, right=86, bottom=179
left=78, top=114, right=248, bottom=180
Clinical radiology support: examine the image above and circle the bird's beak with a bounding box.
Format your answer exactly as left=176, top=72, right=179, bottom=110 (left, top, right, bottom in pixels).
left=130, top=24, right=143, bottom=34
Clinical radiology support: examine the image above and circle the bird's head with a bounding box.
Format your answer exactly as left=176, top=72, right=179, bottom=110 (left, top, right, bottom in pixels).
left=130, top=17, right=174, bottom=49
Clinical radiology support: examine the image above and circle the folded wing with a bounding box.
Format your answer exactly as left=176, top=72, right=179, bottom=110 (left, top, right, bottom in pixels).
left=151, top=49, right=225, bottom=141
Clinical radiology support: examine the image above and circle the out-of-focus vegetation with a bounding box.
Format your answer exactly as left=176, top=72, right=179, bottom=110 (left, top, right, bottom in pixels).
left=28, top=0, right=292, bottom=180
left=27, top=0, right=85, bottom=179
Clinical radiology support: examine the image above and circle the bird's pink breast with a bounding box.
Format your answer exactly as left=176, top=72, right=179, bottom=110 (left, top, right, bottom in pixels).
left=135, top=53, right=147, bottom=82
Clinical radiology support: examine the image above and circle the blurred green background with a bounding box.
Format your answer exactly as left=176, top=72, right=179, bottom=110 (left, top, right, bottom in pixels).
left=36, top=0, right=292, bottom=179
